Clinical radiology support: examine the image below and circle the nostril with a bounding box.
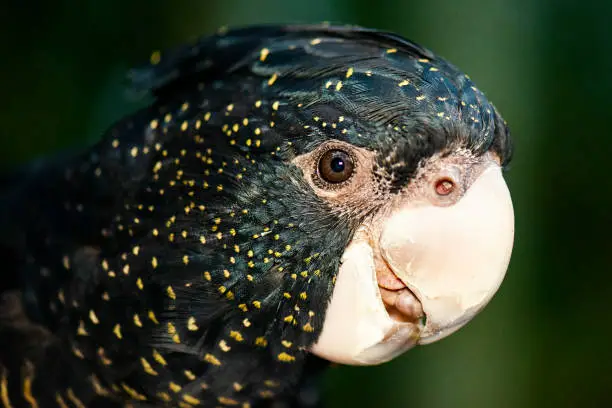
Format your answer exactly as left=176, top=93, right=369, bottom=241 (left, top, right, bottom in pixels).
left=434, top=177, right=455, bottom=196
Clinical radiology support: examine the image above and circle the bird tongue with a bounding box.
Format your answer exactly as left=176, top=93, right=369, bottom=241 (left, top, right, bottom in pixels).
left=378, top=287, right=424, bottom=324
left=373, top=236, right=424, bottom=324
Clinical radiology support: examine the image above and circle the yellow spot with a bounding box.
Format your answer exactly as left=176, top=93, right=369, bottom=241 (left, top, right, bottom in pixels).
left=112, top=139, right=120, bottom=148
left=346, top=67, right=354, bottom=78
left=255, top=337, right=268, bottom=347
left=253, top=300, right=261, bottom=309
left=66, top=388, right=87, bottom=408
left=204, top=354, right=221, bottom=366
left=335, top=81, right=343, bottom=91
left=272, top=101, right=280, bottom=110
left=150, top=50, right=161, bottom=65
left=299, top=292, right=307, bottom=300
left=429, top=67, right=439, bottom=72
left=140, top=358, right=158, bottom=376
left=151, top=257, right=158, bottom=269
left=182, top=255, right=189, bottom=265
left=204, top=271, right=212, bottom=281
left=136, top=278, right=144, bottom=290
left=77, top=320, right=88, bottom=336
left=283, top=292, right=291, bottom=299
left=255, top=100, right=262, bottom=108
left=89, top=310, right=99, bottom=325
left=418, top=58, right=430, bottom=63
left=133, top=314, right=143, bottom=327
left=113, top=324, right=122, bottom=339
left=0, top=367, right=12, bottom=408
left=267, top=73, right=278, bottom=86
left=130, top=147, right=139, bottom=157
left=187, top=317, right=199, bottom=331
left=259, top=48, right=270, bottom=62
left=184, top=370, right=196, bottom=381
left=62, top=256, right=70, bottom=270
left=281, top=340, right=292, bottom=348
left=398, top=79, right=410, bottom=87
left=73, top=346, right=84, bottom=359
left=229, top=331, right=244, bottom=342
left=148, top=310, right=159, bottom=324
left=157, top=392, right=171, bottom=402
left=121, top=383, right=147, bottom=401
left=89, top=374, right=109, bottom=396
left=218, top=339, right=232, bottom=352
left=169, top=382, right=181, bottom=393
left=122, top=264, right=130, bottom=275
left=183, top=395, right=200, bottom=405
left=277, top=352, right=296, bottom=362
left=155, top=391, right=172, bottom=402
left=302, top=322, right=314, bottom=332
left=416, top=95, right=426, bottom=101
left=166, top=286, right=176, bottom=300
left=180, top=121, right=188, bottom=131
left=242, top=318, right=251, bottom=327
left=310, top=38, right=322, bottom=45
left=152, top=349, right=167, bottom=366
left=283, top=315, right=294, bottom=323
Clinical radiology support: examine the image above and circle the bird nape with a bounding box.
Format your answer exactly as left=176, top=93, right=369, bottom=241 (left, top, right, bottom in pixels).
left=0, top=24, right=514, bottom=408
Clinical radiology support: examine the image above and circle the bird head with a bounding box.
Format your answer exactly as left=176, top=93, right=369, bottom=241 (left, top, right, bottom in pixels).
left=105, top=24, right=515, bottom=394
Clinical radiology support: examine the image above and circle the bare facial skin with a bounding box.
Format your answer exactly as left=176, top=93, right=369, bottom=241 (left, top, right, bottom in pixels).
left=294, top=142, right=514, bottom=365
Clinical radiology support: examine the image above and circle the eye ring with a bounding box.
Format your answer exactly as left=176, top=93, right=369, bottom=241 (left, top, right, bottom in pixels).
left=317, top=149, right=355, bottom=184
left=434, top=177, right=455, bottom=196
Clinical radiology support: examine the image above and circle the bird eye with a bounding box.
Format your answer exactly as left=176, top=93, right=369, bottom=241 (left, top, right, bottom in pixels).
left=318, top=149, right=354, bottom=184
left=434, top=177, right=455, bottom=196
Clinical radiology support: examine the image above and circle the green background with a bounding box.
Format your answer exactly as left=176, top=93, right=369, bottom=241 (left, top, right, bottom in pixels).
left=2, top=1, right=611, bottom=407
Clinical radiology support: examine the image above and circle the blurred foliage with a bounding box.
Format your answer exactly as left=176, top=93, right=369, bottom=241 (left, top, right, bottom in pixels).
left=1, top=0, right=611, bottom=407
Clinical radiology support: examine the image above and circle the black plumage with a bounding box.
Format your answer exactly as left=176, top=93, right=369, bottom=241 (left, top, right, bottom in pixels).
left=0, top=24, right=512, bottom=407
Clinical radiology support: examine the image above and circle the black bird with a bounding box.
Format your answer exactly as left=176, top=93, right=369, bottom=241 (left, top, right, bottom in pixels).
left=0, top=24, right=515, bottom=408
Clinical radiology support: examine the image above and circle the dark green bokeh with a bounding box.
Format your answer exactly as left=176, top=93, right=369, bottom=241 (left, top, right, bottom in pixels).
left=2, top=1, right=611, bottom=406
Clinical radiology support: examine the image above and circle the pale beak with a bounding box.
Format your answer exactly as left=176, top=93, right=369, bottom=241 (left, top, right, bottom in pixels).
left=379, top=164, right=515, bottom=344
left=310, top=163, right=514, bottom=365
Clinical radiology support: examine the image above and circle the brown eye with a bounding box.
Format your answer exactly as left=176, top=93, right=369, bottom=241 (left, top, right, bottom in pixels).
left=435, top=178, right=455, bottom=196
left=318, top=149, right=354, bottom=184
